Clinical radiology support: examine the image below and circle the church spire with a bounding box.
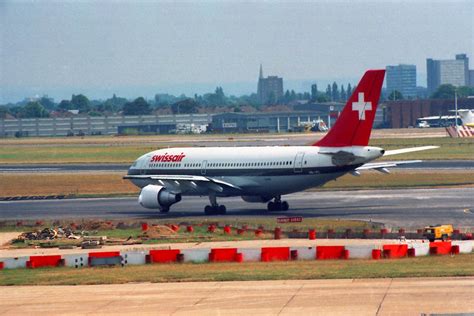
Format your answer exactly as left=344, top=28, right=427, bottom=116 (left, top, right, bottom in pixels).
left=259, top=64, right=263, bottom=79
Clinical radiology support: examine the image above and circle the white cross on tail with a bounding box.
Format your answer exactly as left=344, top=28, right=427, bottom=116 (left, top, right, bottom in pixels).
left=352, top=92, right=372, bottom=120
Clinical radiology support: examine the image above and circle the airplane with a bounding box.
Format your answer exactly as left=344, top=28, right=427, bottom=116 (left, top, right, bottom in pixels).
left=457, top=109, right=474, bottom=128
left=124, top=69, right=438, bottom=215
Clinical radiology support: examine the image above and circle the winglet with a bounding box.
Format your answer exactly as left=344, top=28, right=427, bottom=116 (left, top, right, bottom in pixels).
left=314, top=69, right=385, bottom=147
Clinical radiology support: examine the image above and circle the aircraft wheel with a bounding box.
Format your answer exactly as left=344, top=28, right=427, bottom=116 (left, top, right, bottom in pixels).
left=281, top=201, right=289, bottom=211
left=267, top=201, right=275, bottom=212
left=204, top=205, right=213, bottom=215
left=218, top=205, right=227, bottom=214
left=159, top=207, right=170, bottom=213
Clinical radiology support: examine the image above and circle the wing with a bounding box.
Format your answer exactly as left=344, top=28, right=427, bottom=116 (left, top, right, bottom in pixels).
left=123, top=174, right=242, bottom=194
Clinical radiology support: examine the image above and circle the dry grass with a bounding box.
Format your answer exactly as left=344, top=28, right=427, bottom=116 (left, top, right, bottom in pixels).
left=0, top=173, right=138, bottom=197
left=1, top=170, right=473, bottom=198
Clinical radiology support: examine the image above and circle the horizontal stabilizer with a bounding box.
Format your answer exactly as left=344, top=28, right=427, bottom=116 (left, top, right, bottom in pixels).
left=383, top=146, right=439, bottom=156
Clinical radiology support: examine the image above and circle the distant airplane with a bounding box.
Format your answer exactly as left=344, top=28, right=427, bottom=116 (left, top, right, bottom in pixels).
left=457, top=109, right=474, bottom=128
left=125, top=69, right=437, bottom=214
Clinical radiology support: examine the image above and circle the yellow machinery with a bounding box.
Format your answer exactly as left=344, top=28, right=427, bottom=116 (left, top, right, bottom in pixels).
left=423, top=225, right=453, bottom=242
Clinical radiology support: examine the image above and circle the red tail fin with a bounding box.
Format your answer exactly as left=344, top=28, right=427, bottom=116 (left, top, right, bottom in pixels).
left=314, top=69, right=385, bottom=147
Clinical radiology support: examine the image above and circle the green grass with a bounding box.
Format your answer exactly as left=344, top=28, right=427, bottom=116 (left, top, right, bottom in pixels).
left=370, top=137, right=474, bottom=160
left=0, top=136, right=472, bottom=163
left=1, top=254, right=473, bottom=286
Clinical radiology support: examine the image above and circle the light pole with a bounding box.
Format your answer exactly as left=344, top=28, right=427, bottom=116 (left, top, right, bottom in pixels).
left=455, top=89, right=458, bottom=137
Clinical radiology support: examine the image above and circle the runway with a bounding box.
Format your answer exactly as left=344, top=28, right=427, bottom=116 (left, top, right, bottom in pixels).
left=1, top=187, right=473, bottom=228
left=1, top=160, right=473, bottom=173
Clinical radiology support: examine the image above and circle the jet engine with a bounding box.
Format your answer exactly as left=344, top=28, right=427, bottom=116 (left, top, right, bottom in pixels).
left=241, top=196, right=271, bottom=203
left=138, top=185, right=181, bottom=210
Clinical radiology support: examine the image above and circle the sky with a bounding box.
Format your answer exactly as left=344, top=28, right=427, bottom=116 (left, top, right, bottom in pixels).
left=1, top=0, right=473, bottom=103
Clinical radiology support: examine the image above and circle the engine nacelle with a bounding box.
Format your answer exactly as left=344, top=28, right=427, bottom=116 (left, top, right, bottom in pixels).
left=241, top=195, right=271, bottom=203
left=138, top=185, right=181, bottom=209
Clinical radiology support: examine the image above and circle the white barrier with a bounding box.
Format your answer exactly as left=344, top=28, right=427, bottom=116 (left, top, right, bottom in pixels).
left=411, top=243, right=430, bottom=257
left=345, top=245, right=374, bottom=259
left=122, top=251, right=147, bottom=265
left=452, top=241, right=473, bottom=254
left=290, top=247, right=316, bottom=260
left=1, top=256, right=29, bottom=269
left=237, top=248, right=261, bottom=261
left=63, top=254, right=88, bottom=268
left=181, top=249, right=209, bottom=262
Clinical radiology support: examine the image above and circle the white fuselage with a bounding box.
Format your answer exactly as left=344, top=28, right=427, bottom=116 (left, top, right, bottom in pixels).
left=127, top=145, right=384, bottom=199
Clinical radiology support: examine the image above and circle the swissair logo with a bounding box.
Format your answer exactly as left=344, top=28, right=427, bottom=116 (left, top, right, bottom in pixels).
left=352, top=92, right=372, bottom=120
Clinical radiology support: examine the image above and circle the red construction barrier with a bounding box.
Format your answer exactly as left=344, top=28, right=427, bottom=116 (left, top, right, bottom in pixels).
left=141, top=223, right=148, bottom=231
left=148, top=249, right=181, bottom=263
left=316, top=246, right=346, bottom=260
left=26, top=255, right=63, bottom=268
left=308, top=229, right=316, bottom=240
left=255, top=229, right=263, bottom=237
left=0, top=262, right=4, bottom=270
left=343, top=249, right=350, bottom=260
left=429, top=242, right=452, bottom=255
left=89, top=251, right=121, bottom=258
left=209, top=248, right=238, bottom=262
left=235, top=253, right=243, bottom=263
left=372, top=249, right=382, bottom=260
left=223, top=225, right=231, bottom=234
left=261, top=247, right=290, bottom=262
left=451, top=245, right=460, bottom=255
left=208, top=225, right=216, bottom=233
left=274, top=227, right=281, bottom=240
left=170, top=224, right=179, bottom=232
left=382, top=244, right=408, bottom=259
left=186, top=225, right=194, bottom=233
left=290, top=250, right=298, bottom=260
left=407, top=248, right=416, bottom=257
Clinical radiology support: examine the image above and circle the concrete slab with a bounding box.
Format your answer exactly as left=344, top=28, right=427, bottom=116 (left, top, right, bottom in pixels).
left=1, top=277, right=473, bottom=315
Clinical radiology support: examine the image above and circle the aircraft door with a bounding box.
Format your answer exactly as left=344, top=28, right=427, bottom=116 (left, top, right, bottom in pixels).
left=294, top=152, right=305, bottom=173
left=201, top=160, right=207, bottom=175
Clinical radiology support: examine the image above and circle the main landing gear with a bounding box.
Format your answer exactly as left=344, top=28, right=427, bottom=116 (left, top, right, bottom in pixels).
left=267, top=196, right=289, bottom=212
left=204, top=194, right=227, bottom=215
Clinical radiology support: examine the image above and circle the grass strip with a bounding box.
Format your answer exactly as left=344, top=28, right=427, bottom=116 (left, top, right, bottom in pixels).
left=1, top=254, right=473, bottom=286
left=0, top=137, right=472, bottom=163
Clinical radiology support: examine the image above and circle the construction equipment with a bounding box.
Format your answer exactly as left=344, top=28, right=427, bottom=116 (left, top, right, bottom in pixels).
left=423, top=225, right=453, bottom=242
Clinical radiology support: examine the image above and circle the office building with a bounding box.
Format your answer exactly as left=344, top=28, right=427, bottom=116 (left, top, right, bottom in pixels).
left=427, top=54, right=469, bottom=94
left=257, top=65, right=284, bottom=104
left=385, top=64, right=417, bottom=98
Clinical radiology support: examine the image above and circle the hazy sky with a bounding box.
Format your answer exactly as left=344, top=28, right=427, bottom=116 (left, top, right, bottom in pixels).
left=1, top=0, right=473, bottom=103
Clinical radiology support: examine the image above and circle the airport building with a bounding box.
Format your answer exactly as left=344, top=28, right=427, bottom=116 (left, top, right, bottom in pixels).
left=385, top=98, right=474, bottom=128
left=257, top=65, right=284, bottom=104
left=385, top=64, right=417, bottom=98
left=427, top=54, right=470, bottom=94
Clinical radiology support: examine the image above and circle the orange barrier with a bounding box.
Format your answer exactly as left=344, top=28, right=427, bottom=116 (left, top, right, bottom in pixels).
left=261, top=247, right=290, bottom=262
left=209, top=248, right=238, bottom=262
left=141, top=223, right=148, bottom=231
left=148, top=249, right=181, bottom=263
left=26, top=255, right=63, bottom=268
left=223, top=225, right=231, bottom=234
left=429, top=242, right=452, bottom=255
left=186, top=225, right=194, bottom=233
left=372, top=249, right=382, bottom=260
left=382, top=244, right=408, bottom=259
left=316, top=246, right=346, bottom=260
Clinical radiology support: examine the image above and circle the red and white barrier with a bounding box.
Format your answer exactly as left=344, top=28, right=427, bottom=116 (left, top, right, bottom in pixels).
left=446, top=125, right=474, bottom=138
left=1, top=240, right=473, bottom=270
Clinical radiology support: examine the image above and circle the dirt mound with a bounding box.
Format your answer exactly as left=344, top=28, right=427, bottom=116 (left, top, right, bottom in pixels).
left=142, top=225, right=177, bottom=238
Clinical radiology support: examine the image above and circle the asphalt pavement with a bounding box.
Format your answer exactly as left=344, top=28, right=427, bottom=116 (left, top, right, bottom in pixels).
left=1, top=187, right=473, bottom=228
